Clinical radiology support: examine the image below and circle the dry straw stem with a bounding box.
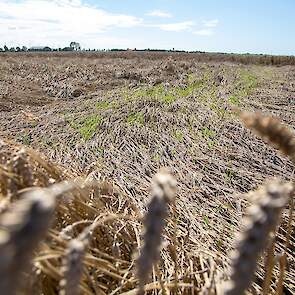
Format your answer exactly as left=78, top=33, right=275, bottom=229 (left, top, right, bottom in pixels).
left=136, top=169, right=176, bottom=295
left=200, top=257, right=217, bottom=295
left=0, top=182, right=74, bottom=295
left=224, top=180, right=293, bottom=295
left=239, top=111, right=295, bottom=163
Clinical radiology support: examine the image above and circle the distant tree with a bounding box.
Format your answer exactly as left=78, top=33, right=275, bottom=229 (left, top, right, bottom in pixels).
left=43, top=46, right=52, bottom=51
left=70, top=41, right=81, bottom=51
left=22, top=46, right=28, bottom=52
left=9, top=47, right=16, bottom=52
left=16, top=46, right=21, bottom=52
left=4, top=45, right=8, bottom=51
left=0, top=47, right=3, bottom=52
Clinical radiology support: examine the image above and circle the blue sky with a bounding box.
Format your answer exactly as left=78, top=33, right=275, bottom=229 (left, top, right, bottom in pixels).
left=0, top=0, right=294, bottom=55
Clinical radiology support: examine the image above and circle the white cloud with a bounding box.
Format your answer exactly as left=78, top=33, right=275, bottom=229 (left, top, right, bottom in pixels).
left=0, top=0, right=143, bottom=48
left=202, top=19, right=219, bottom=28
left=146, top=10, right=173, bottom=18
left=193, top=29, right=214, bottom=36
left=0, top=0, right=219, bottom=48
left=154, top=21, right=194, bottom=32
left=193, top=20, right=219, bottom=36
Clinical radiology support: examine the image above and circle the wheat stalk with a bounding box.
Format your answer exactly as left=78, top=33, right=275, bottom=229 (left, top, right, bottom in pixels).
left=224, top=180, right=293, bottom=295
left=136, top=169, right=176, bottom=295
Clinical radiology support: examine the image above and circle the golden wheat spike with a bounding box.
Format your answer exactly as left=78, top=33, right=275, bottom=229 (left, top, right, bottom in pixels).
left=136, top=168, right=176, bottom=295
left=59, top=211, right=99, bottom=295
left=0, top=189, right=56, bottom=295
left=0, top=182, right=75, bottom=295
left=240, top=111, right=295, bottom=162
left=224, top=180, right=293, bottom=295
left=10, top=148, right=34, bottom=189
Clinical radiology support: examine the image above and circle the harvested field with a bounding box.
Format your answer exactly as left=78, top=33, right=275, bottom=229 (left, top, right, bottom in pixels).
left=0, top=52, right=294, bottom=294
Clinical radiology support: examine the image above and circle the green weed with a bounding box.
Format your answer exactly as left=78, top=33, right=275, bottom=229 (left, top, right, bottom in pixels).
left=207, top=139, right=217, bottom=149
left=18, top=133, right=32, bottom=145
left=187, top=73, right=195, bottom=84
left=176, top=75, right=206, bottom=98
left=228, top=70, right=258, bottom=106
left=228, top=95, right=240, bottom=105
left=162, top=93, right=176, bottom=104
left=121, top=72, right=209, bottom=106
left=152, top=153, right=161, bottom=162
left=203, top=216, right=210, bottom=227
left=225, top=169, right=235, bottom=181
left=70, top=115, right=102, bottom=140
left=96, top=101, right=112, bottom=110
left=240, top=70, right=257, bottom=91
left=235, top=70, right=257, bottom=98
left=173, top=130, right=184, bottom=142
left=201, top=127, right=216, bottom=139
left=79, top=116, right=102, bottom=140
left=209, top=102, right=228, bottom=118
left=127, top=112, right=144, bottom=126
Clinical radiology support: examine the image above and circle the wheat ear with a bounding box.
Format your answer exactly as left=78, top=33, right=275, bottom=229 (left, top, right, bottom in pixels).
left=59, top=239, right=86, bottom=295
left=240, top=111, right=295, bottom=162
left=224, top=180, right=293, bottom=295
left=59, top=213, right=99, bottom=295
left=137, top=169, right=176, bottom=295
left=0, top=182, right=73, bottom=295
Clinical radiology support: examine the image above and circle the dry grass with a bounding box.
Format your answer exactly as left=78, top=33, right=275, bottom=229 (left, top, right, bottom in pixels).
left=2, top=51, right=295, bottom=66
left=0, top=54, right=294, bottom=294
left=0, top=109, right=294, bottom=294
left=0, top=139, right=140, bottom=294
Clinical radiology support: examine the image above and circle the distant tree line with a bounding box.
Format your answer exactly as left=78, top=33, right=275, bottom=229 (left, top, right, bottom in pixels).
left=1, top=43, right=295, bottom=66
left=0, top=44, right=200, bottom=53
left=0, top=42, right=81, bottom=52
left=0, top=45, right=28, bottom=52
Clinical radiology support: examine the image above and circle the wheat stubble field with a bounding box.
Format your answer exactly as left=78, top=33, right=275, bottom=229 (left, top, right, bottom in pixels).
left=0, top=52, right=294, bottom=294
